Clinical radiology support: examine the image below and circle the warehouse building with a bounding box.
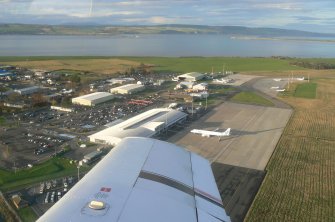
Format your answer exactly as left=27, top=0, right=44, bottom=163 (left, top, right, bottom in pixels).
left=72, top=92, right=114, bottom=106
left=177, top=72, right=205, bottom=82
left=110, top=84, right=145, bottom=95
left=89, top=108, right=188, bottom=146
left=14, top=86, right=40, bottom=95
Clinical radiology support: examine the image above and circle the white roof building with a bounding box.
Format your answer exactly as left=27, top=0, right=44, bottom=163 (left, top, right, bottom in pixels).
left=193, top=83, right=208, bottom=91
left=107, top=78, right=135, bottom=85
left=37, top=137, right=230, bottom=222
left=14, top=86, right=40, bottom=95
left=72, top=92, right=114, bottom=106
left=177, top=72, right=205, bottom=82
left=110, top=84, right=145, bottom=95
left=89, top=108, right=188, bottom=146
left=190, top=91, right=209, bottom=99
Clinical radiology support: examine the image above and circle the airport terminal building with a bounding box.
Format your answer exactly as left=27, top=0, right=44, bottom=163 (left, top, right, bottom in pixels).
left=89, top=108, right=188, bottom=146
left=72, top=92, right=114, bottom=106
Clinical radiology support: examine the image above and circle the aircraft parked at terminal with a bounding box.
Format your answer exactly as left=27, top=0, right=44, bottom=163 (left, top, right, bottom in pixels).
left=191, top=128, right=231, bottom=137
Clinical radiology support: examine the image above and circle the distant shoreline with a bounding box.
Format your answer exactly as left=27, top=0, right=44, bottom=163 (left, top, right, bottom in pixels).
left=230, top=36, right=335, bottom=43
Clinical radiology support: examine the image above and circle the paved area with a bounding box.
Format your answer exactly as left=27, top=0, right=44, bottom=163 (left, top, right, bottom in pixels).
left=212, top=163, right=265, bottom=222
left=168, top=102, right=292, bottom=170
left=252, top=77, right=289, bottom=97
left=220, top=74, right=260, bottom=86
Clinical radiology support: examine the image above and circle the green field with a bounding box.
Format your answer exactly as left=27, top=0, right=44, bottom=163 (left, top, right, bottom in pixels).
left=125, top=57, right=305, bottom=73
left=0, top=157, right=86, bottom=191
left=294, top=82, right=317, bottom=98
left=18, top=207, right=37, bottom=222
left=231, top=91, right=274, bottom=106
left=0, top=56, right=307, bottom=73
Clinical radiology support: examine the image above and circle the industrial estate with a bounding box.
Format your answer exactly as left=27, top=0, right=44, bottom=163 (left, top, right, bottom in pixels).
left=0, top=56, right=334, bottom=222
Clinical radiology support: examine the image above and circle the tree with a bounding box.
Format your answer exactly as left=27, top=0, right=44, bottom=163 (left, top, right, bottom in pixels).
left=7, top=92, right=21, bottom=102
left=0, top=116, right=6, bottom=125
left=31, top=93, right=46, bottom=106
left=50, top=99, right=58, bottom=106
left=69, top=74, right=81, bottom=83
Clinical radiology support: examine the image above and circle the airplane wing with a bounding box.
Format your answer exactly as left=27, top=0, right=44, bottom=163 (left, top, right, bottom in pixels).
left=37, top=137, right=230, bottom=222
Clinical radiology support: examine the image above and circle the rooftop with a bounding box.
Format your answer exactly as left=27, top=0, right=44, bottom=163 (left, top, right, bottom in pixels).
left=179, top=72, right=204, bottom=78
left=89, top=108, right=187, bottom=145
left=73, top=92, right=113, bottom=101
left=111, top=84, right=144, bottom=91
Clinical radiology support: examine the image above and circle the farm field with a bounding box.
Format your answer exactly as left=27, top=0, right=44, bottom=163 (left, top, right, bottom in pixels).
left=246, top=78, right=335, bottom=221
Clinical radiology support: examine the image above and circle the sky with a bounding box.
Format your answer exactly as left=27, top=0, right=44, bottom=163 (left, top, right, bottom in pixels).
left=0, top=0, right=335, bottom=33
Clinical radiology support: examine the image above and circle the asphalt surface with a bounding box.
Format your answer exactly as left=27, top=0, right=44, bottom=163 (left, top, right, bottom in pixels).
left=212, top=162, right=265, bottom=222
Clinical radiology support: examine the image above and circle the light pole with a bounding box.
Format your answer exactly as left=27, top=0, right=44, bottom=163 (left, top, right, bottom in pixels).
left=77, top=165, right=81, bottom=182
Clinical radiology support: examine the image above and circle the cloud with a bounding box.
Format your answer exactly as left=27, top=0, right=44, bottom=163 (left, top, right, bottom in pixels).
left=122, top=16, right=178, bottom=24
left=252, top=2, right=302, bottom=10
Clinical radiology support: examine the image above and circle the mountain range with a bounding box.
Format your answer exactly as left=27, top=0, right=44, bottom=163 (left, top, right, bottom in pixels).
left=1, top=24, right=335, bottom=38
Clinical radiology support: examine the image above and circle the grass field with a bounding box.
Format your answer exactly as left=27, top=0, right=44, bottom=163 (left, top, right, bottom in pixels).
left=294, top=82, right=317, bottom=99
left=246, top=78, right=335, bottom=221
left=1, top=58, right=140, bottom=75
left=18, top=207, right=37, bottom=222
left=230, top=91, right=274, bottom=106
left=0, top=56, right=307, bottom=75
left=0, top=157, right=85, bottom=191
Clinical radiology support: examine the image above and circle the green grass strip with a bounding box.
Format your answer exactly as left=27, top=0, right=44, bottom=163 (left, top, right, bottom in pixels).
left=294, top=83, right=317, bottom=99
left=231, top=92, right=274, bottom=106
left=18, top=207, right=38, bottom=222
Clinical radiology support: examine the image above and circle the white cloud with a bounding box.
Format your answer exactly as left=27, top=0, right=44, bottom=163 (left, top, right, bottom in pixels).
left=253, top=3, right=301, bottom=11
left=122, top=16, right=178, bottom=24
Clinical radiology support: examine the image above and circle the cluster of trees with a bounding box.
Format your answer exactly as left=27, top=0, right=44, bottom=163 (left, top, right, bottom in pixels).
left=290, top=61, right=335, bottom=69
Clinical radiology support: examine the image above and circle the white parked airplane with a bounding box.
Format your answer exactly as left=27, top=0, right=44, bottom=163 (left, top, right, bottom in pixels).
left=191, top=128, right=231, bottom=137
left=273, top=78, right=282, bottom=81
left=276, top=89, right=286, bottom=92
left=271, top=86, right=279, bottom=89
left=296, top=77, right=305, bottom=81
left=37, top=137, right=230, bottom=222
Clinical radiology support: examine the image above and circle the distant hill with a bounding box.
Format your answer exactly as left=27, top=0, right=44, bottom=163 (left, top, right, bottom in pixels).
left=0, top=23, right=334, bottom=38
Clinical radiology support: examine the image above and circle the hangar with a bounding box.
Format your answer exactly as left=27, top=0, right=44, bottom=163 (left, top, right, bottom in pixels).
left=14, top=86, right=40, bottom=95
left=110, top=84, right=145, bottom=95
left=177, top=72, right=205, bottom=82
left=89, top=108, right=188, bottom=146
left=72, top=92, right=114, bottom=106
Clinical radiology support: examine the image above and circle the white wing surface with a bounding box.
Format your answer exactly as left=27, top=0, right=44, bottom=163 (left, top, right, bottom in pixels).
left=37, top=137, right=230, bottom=222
